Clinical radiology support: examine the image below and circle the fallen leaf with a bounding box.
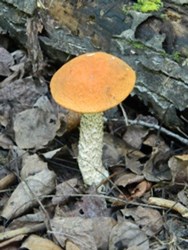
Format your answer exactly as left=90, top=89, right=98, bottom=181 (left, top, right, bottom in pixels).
left=1, top=169, right=56, bottom=220
left=168, top=154, right=188, bottom=183
left=0, top=61, right=11, bottom=76
left=0, top=47, right=14, bottom=76
left=21, top=153, right=48, bottom=179
left=125, top=149, right=145, bottom=175
left=50, top=216, right=115, bottom=250
left=0, top=234, right=24, bottom=249
left=0, top=133, right=14, bottom=149
left=13, top=96, right=59, bottom=149
left=0, top=47, right=14, bottom=66
left=109, top=220, right=149, bottom=250
left=103, top=133, right=128, bottom=168
left=114, top=172, right=144, bottom=188
left=143, top=147, right=172, bottom=182
left=42, top=148, right=62, bottom=159
left=52, top=178, right=80, bottom=205
left=122, top=206, right=163, bottom=236
left=66, top=240, right=81, bottom=250
left=21, top=234, right=62, bottom=250
left=0, top=77, right=47, bottom=115
left=130, top=180, right=152, bottom=199
left=177, top=188, right=188, bottom=207
left=123, top=125, right=149, bottom=149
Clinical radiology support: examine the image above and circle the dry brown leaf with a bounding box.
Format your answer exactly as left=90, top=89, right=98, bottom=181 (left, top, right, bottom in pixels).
left=0, top=223, right=45, bottom=243
left=177, top=188, right=188, bottom=207
left=123, top=125, right=149, bottom=149
left=122, top=206, right=163, bottom=236
left=0, top=234, right=25, bottom=249
left=143, top=147, right=172, bottom=182
left=1, top=169, right=56, bottom=220
left=0, top=77, right=47, bottom=114
left=57, top=190, right=109, bottom=218
left=0, top=133, right=14, bottom=149
left=21, top=153, right=48, bottom=179
left=0, top=47, right=14, bottom=66
left=66, top=240, right=81, bottom=250
left=0, top=47, right=14, bottom=76
left=103, top=133, right=128, bottom=167
left=52, top=178, right=80, bottom=205
left=21, top=234, right=62, bottom=250
left=114, top=172, right=144, bottom=187
left=175, top=154, right=188, bottom=161
left=13, top=96, right=59, bottom=149
left=109, top=221, right=149, bottom=250
left=75, top=193, right=109, bottom=218
left=168, top=154, right=188, bottom=183
left=50, top=216, right=115, bottom=250
left=42, top=148, right=62, bottom=159
left=0, top=61, right=11, bottom=76
left=130, top=180, right=152, bottom=199
left=125, top=150, right=145, bottom=175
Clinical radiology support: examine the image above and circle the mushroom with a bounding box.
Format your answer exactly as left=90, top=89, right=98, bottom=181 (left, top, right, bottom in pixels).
left=50, top=52, right=136, bottom=187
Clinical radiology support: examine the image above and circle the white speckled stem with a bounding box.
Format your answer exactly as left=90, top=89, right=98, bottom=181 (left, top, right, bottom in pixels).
left=78, top=113, right=109, bottom=186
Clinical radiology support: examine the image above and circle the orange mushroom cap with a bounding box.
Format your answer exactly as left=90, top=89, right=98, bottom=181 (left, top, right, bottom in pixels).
left=50, top=52, right=136, bottom=113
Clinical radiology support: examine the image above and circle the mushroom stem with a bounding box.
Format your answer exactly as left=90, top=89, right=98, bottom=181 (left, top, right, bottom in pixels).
left=78, top=112, right=109, bottom=186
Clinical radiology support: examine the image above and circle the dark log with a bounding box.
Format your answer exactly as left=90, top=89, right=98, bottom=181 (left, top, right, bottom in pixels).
left=0, top=0, right=188, bottom=134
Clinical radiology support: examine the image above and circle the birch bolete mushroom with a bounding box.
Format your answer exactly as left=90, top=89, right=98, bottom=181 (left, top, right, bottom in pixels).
left=50, top=52, right=136, bottom=186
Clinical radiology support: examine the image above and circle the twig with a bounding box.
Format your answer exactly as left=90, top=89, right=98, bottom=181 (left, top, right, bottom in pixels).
left=0, top=223, right=45, bottom=241
left=0, top=173, right=16, bottom=190
left=148, top=197, right=188, bottom=218
left=128, top=119, right=188, bottom=145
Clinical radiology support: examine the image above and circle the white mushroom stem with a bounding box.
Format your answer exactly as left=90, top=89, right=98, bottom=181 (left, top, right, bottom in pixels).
left=78, top=112, right=109, bottom=186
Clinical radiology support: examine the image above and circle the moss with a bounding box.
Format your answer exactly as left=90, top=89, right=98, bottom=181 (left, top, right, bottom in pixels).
left=133, top=0, right=163, bottom=13
left=172, top=51, right=181, bottom=63
left=131, top=41, right=145, bottom=49
left=127, top=40, right=146, bottom=50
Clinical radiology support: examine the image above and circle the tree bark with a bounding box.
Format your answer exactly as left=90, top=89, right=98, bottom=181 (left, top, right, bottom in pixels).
left=0, top=0, right=188, bottom=133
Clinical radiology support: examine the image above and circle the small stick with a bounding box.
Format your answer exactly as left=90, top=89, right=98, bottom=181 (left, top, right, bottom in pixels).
left=148, top=197, right=188, bottom=218
left=0, top=223, right=45, bottom=241
left=0, top=173, right=16, bottom=190
left=128, top=119, right=188, bottom=145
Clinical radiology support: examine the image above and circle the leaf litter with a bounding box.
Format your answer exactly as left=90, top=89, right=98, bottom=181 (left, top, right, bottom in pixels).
left=0, top=17, right=188, bottom=250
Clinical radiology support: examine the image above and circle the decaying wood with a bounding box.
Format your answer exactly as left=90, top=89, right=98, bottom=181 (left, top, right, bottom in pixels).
left=0, top=0, right=188, bottom=135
